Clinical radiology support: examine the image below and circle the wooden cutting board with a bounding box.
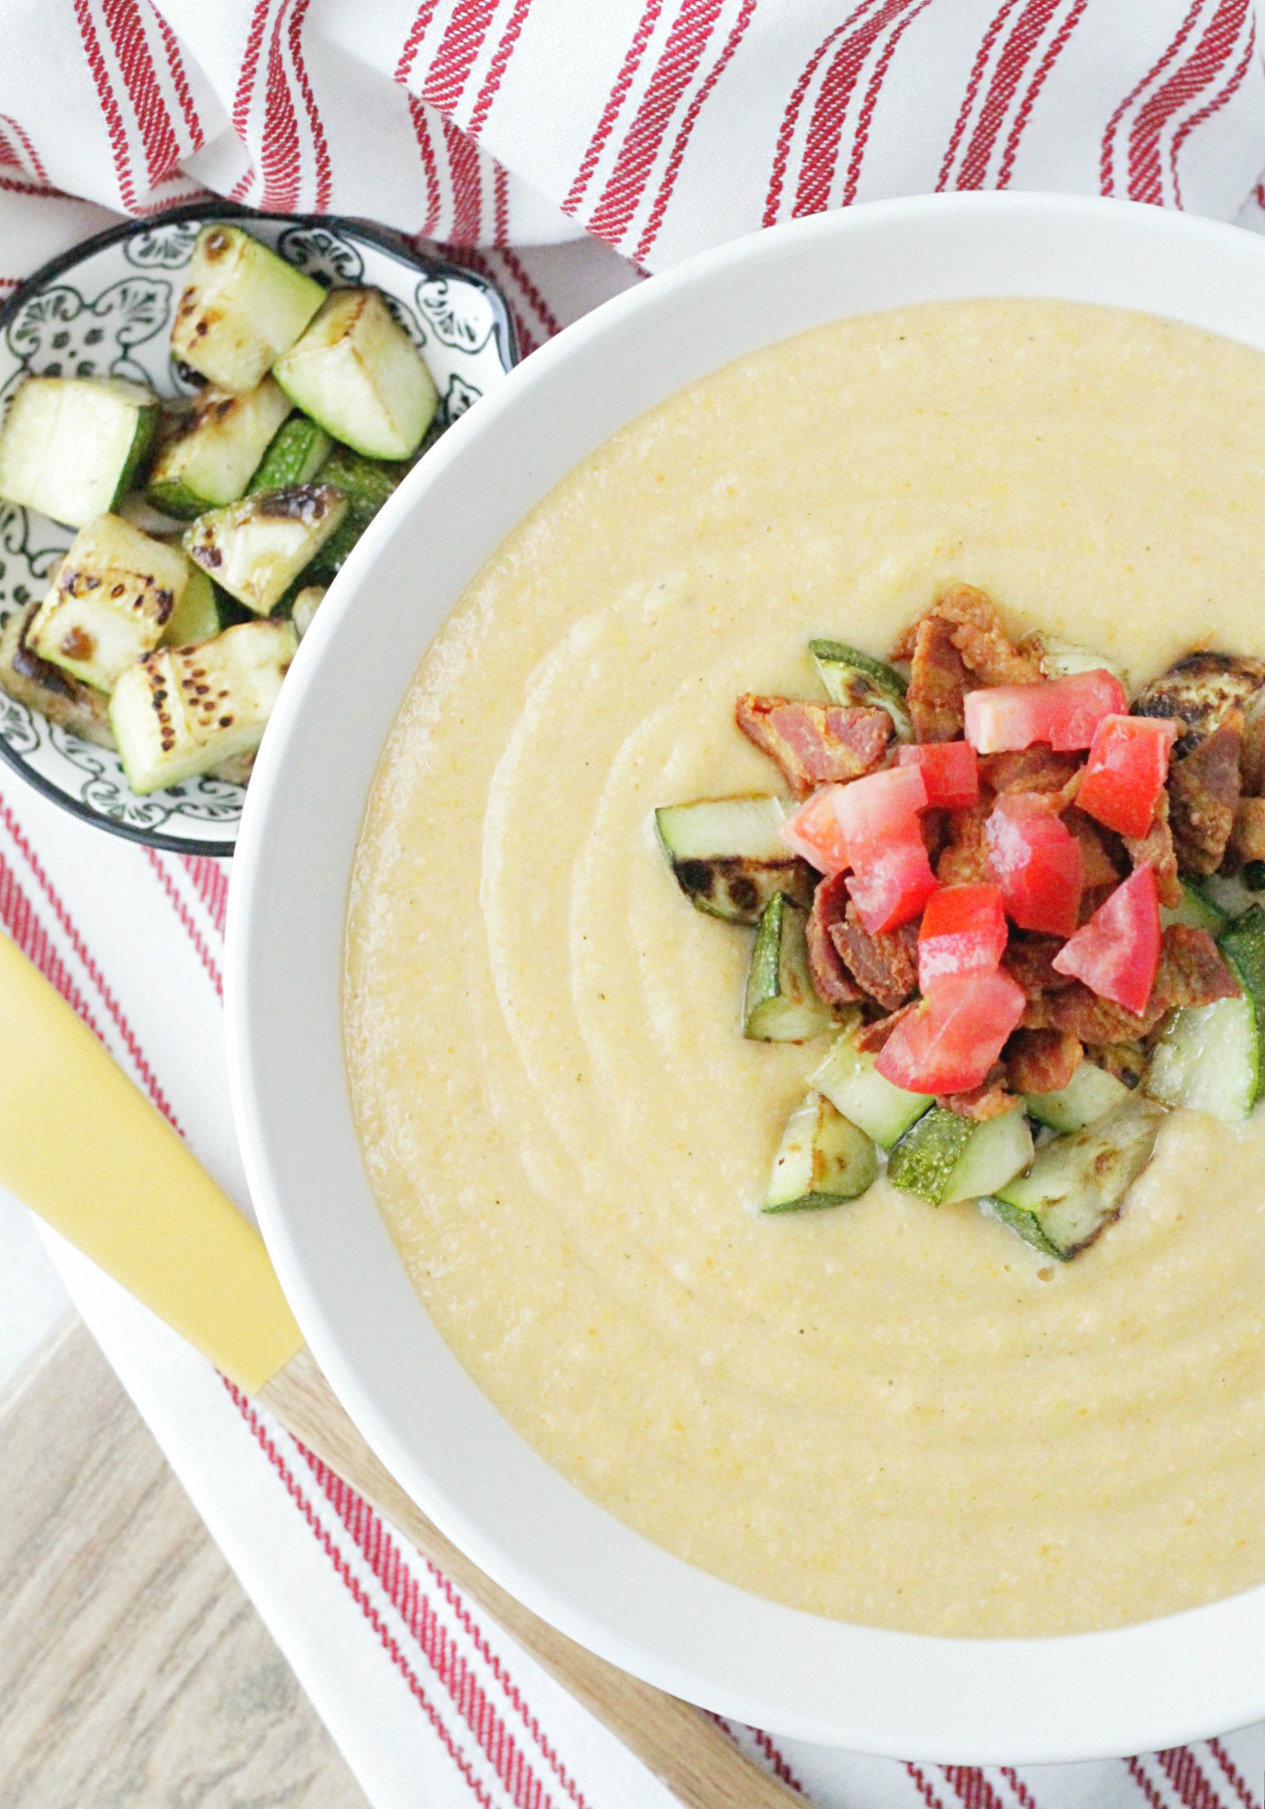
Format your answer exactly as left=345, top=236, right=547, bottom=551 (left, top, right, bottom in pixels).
left=0, top=1316, right=368, bottom=1809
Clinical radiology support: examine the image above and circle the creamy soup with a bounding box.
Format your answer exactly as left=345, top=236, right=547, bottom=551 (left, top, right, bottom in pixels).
left=344, top=300, right=1265, bottom=1637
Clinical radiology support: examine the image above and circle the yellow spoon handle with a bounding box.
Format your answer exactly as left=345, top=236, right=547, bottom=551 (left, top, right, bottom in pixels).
left=0, top=931, right=303, bottom=1392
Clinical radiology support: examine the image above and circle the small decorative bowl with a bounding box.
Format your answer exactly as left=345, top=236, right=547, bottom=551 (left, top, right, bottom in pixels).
left=0, top=204, right=518, bottom=856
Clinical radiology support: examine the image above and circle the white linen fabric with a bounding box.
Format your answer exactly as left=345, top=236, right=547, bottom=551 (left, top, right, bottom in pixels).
left=1, top=4, right=1264, bottom=1804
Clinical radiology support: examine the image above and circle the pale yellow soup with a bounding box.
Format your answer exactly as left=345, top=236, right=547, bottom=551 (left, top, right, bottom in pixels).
left=344, top=300, right=1265, bottom=1637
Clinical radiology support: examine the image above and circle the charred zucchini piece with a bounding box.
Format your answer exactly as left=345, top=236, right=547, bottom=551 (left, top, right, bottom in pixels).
left=273, top=288, right=438, bottom=460
left=109, top=618, right=296, bottom=794
left=0, top=376, right=157, bottom=528
left=1161, top=878, right=1229, bottom=934
left=1146, top=996, right=1258, bottom=1122
left=160, top=567, right=246, bottom=648
left=247, top=412, right=332, bottom=493
left=171, top=225, right=324, bottom=393
left=1026, top=1060, right=1131, bottom=1133
left=0, top=601, right=115, bottom=748
left=146, top=379, right=292, bottom=518
left=762, top=1092, right=878, bottom=1212
left=811, top=1020, right=934, bottom=1149
left=810, top=639, right=911, bottom=739
left=289, top=585, right=326, bottom=639
left=1132, top=651, right=1265, bottom=755
left=744, top=894, right=836, bottom=1042
left=654, top=795, right=813, bottom=923
left=1212, top=905, right=1265, bottom=1110
left=184, top=484, right=347, bottom=617
left=301, top=444, right=405, bottom=581
left=25, top=514, right=188, bottom=692
left=888, top=1105, right=1032, bottom=1206
left=984, top=1098, right=1165, bottom=1260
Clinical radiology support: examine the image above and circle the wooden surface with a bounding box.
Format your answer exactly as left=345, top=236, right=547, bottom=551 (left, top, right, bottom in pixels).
left=263, top=1344, right=803, bottom=1809
left=0, top=1318, right=368, bottom=1809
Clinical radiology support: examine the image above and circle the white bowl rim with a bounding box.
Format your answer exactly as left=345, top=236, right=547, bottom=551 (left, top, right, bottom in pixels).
left=226, top=191, right=1265, bottom=1763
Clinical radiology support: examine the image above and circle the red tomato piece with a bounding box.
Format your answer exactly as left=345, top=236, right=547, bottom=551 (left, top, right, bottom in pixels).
left=917, top=883, right=1008, bottom=990
left=985, top=794, right=1083, bottom=937
left=875, top=968, right=1027, bottom=1096
left=779, top=785, right=850, bottom=875
left=964, top=669, right=1129, bottom=755
left=831, top=763, right=928, bottom=856
left=1077, top=714, right=1178, bottom=840
left=1052, top=865, right=1161, bottom=1015
left=845, top=824, right=939, bottom=935
left=897, top=740, right=979, bottom=809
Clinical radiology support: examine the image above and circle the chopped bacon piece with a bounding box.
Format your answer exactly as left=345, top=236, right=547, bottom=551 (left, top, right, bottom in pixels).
left=1002, top=934, right=1076, bottom=1001
left=735, top=696, right=892, bottom=797
left=936, top=803, right=994, bottom=886
left=1004, top=1028, right=1083, bottom=1096
left=830, top=902, right=920, bottom=1012
left=1064, top=809, right=1122, bottom=890
left=805, top=873, right=862, bottom=1005
left=980, top=748, right=1082, bottom=799
left=1242, top=707, right=1265, bottom=795
left=1167, top=718, right=1242, bottom=877
left=1039, top=924, right=1239, bottom=1041
left=892, top=584, right=1040, bottom=686
left=939, top=1071, right=1017, bottom=1120
left=1230, top=796, right=1265, bottom=864
left=903, top=614, right=971, bottom=742
left=853, top=1003, right=917, bottom=1053
left=1122, top=790, right=1181, bottom=907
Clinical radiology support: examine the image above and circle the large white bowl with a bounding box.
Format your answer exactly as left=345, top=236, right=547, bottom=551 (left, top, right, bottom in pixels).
left=226, top=193, right=1265, bottom=1762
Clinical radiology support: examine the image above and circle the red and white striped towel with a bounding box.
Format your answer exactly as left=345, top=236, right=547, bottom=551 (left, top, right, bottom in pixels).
left=2, top=4, right=1265, bottom=1806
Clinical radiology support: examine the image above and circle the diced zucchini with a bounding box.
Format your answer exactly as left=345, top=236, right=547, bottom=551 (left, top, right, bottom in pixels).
left=1195, top=871, right=1258, bottom=921
left=1214, top=905, right=1265, bottom=1110
left=161, top=566, right=245, bottom=648
left=0, top=376, right=158, bottom=528
left=888, top=1105, right=1032, bottom=1206
left=248, top=412, right=332, bottom=493
left=983, top=1099, right=1166, bottom=1260
left=289, top=585, right=326, bottom=639
left=1026, top=1060, right=1131, bottom=1133
left=183, top=484, right=347, bottom=617
left=146, top=379, right=292, bottom=518
left=171, top=225, right=324, bottom=393
left=25, top=514, right=188, bottom=691
left=109, top=618, right=296, bottom=794
left=0, top=601, right=115, bottom=748
left=1145, top=997, right=1258, bottom=1122
left=810, top=639, right=912, bottom=739
left=1161, top=878, right=1229, bottom=934
left=811, top=1021, right=935, bottom=1149
left=654, top=795, right=814, bottom=922
left=762, top=1092, right=878, bottom=1212
left=744, top=894, right=836, bottom=1042
left=1024, top=631, right=1129, bottom=685
left=273, top=288, right=438, bottom=460
left=302, top=444, right=405, bottom=581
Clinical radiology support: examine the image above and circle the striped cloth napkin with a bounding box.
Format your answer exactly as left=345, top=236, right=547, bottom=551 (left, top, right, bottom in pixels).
left=0, top=4, right=1264, bottom=1806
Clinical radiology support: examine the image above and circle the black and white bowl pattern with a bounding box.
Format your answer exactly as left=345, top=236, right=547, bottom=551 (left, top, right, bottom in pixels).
left=0, top=206, right=517, bottom=855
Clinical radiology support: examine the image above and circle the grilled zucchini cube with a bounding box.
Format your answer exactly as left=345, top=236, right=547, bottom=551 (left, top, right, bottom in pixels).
left=110, top=618, right=297, bottom=794
left=161, top=567, right=244, bottom=649
left=274, top=288, right=438, bottom=460
left=147, top=379, right=292, bottom=518
left=289, top=585, right=326, bottom=639
left=302, top=443, right=406, bottom=582
left=247, top=412, right=332, bottom=493
left=25, top=514, right=188, bottom=692
left=984, top=1099, right=1165, bottom=1260
left=763, top=1092, right=878, bottom=1212
left=172, top=225, right=325, bottom=393
left=183, top=484, right=347, bottom=616
left=0, top=600, right=115, bottom=748
left=0, top=376, right=158, bottom=528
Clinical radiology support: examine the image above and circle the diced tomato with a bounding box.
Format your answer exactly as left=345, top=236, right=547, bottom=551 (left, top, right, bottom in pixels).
left=875, top=968, right=1027, bottom=1095
left=779, top=785, right=851, bottom=875
left=845, top=824, right=939, bottom=935
left=897, top=740, right=979, bottom=809
left=830, top=763, right=927, bottom=854
left=964, top=669, right=1129, bottom=755
left=985, top=793, right=1083, bottom=937
left=1077, top=714, right=1178, bottom=840
left=917, top=883, right=1007, bottom=990
left=1052, top=865, right=1161, bottom=1015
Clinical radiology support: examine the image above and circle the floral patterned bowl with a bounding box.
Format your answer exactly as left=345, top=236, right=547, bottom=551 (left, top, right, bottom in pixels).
left=0, top=204, right=517, bottom=855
